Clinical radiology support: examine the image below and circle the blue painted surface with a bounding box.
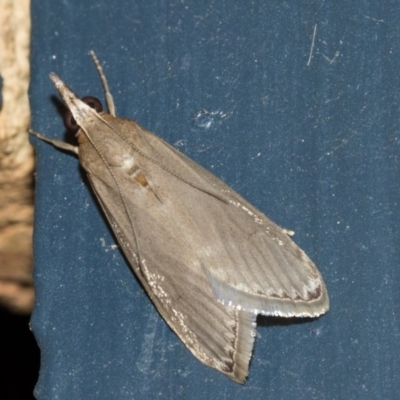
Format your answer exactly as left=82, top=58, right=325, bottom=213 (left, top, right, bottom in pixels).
left=30, top=1, right=400, bottom=399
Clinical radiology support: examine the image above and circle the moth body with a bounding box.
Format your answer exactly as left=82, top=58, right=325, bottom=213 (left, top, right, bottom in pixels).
left=31, top=53, right=329, bottom=383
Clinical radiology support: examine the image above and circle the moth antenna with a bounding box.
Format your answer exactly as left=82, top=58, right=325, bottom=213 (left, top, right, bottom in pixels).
left=89, top=50, right=116, bottom=117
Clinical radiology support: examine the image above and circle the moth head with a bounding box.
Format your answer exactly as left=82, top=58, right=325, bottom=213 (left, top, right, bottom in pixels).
left=49, top=72, right=104, bottom=135
left=63, top=96, right=103, bottom=133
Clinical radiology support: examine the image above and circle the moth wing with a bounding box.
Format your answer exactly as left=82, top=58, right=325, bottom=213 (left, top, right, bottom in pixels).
left=86, top=170, right=257, bottom=383
left=122, top=121, right=329, bottom=318
left=79, top=115, right=328, bottom=381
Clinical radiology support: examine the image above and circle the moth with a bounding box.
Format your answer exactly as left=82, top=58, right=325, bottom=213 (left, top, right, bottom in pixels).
left=31, top=51, right=329, bottom=383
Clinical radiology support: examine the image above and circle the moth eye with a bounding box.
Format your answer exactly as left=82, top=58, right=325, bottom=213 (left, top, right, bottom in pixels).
left=63, top=96, right=103, bottom=133
left=63, top=109, right=79, bottom=133
left=81, top=96, right=103, bottom=113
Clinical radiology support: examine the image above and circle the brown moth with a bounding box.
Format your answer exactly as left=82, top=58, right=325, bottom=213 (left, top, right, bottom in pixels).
left=31, top=51, right=329, bottom=383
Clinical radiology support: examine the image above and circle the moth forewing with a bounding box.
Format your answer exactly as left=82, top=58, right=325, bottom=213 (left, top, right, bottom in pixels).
left=31, top=55, right=329, bottom=384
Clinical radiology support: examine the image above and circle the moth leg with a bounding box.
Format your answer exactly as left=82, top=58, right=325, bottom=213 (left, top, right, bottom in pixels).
left=89, top=50, right=116, bottom=117
left=29, top=129, right=79, bottom=155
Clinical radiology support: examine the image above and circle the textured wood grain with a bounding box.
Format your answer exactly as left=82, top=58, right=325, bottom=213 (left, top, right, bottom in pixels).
left=0, top=0, right=34, bottom=314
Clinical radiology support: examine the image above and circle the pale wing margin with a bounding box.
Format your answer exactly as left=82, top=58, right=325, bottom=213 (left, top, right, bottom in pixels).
left=125, top=124, right=329, bottom=318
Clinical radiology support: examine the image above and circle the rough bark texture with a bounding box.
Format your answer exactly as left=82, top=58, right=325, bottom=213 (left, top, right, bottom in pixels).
left=0, top=0, right=33, bottom=314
